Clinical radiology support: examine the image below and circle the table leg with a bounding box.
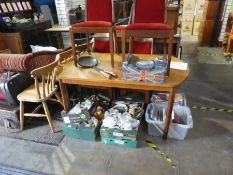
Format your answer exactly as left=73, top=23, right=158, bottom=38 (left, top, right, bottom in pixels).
left=56, top=32, right=64, bottom=49
left=163, top=88, right=176, bottom=139
left=59, top=80, right=69, bottom=112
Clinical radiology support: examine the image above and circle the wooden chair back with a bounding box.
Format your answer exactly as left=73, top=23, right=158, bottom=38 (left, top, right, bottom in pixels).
left=31, top=60, right=63, bottom=99
left=56, top=49, right=73, bottom=65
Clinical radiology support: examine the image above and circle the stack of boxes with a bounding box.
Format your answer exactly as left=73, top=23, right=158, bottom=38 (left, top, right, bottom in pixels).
left=181, top=0, right=207, bottom=36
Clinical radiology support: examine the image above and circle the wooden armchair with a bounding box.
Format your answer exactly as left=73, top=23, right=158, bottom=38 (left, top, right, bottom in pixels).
left=17, top=60, right=64, bottom=133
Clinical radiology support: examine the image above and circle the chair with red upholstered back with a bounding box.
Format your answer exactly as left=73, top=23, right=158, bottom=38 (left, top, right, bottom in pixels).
left=121, top=0, right=173, bottom=75
left=70, top=0, right=116, bottom=67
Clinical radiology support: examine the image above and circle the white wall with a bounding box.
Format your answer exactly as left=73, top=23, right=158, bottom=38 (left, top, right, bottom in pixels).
left=55, top=0, right=85, bottom=26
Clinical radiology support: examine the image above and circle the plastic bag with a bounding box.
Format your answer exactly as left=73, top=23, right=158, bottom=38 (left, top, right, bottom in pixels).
left=30, top=45, right=57, bottom=52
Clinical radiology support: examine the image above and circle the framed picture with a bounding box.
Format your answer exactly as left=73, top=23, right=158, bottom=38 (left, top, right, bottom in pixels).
left=6, top=3, right=13, bottom=12
left=17, top=2, right=23, bottom=11
left=26, top=1, right=32, bottom=10
left=0, top=3, right=8, bottom=13
left=11, top=2, right=19, bottom=12
left=22, top=2, right=28, bottom=10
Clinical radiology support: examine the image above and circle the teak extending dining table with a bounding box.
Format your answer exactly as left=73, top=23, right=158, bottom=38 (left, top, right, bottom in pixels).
left=58, top=52, right=189, bottom=139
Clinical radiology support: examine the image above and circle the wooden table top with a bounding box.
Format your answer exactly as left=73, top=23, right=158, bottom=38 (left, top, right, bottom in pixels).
left=58, top=53, right=189, bottom=91
left=45, top=25, right=70, bottom=32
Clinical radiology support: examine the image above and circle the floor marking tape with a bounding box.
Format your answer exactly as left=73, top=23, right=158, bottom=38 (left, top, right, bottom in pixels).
left=145, top=139, right=176, bottom=169
left=192, top=106, right=233, bottom=113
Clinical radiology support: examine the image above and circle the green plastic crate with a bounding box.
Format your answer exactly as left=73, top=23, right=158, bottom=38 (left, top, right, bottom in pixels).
left=62, top=123, right=101, bottom=141
left=101, top=136, right=138, bottom=148
left=100, top=127, right=138, bottom=140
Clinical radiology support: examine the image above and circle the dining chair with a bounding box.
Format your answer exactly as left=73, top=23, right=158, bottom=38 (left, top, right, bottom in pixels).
left=17, top=60, right=64, bottom=133
left=69, top=0, right=116, bottom=67
left=121, top=0, right=173, bottom=75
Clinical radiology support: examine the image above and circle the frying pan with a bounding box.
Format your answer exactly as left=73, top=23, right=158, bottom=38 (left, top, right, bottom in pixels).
left=76, top=55, right=98, bottom=68
left=76, top=56, right=112, bottom=78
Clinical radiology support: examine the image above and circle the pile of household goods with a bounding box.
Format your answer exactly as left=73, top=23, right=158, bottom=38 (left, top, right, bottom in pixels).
left=146, top=93, right=193, bottom=140
left=101, top=101, right=144, bottom=148
left=61, top=95, right=109, bottom=141
left=122, top=54, right=167, bottom=83
left=61, top=95, right=144, bottom=148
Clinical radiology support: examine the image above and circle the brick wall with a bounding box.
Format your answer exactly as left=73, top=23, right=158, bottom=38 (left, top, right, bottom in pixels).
left=55, top=0, right=85, bottom=26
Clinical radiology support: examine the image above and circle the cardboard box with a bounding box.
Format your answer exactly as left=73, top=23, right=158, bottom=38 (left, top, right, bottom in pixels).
left=122, top=60, right=167, bottom=84
left=182, top=0, right=196, bottom=14
left=196, top=0, right=206, bottom=15
left=181, top=21, right=194, bottom=36
left=182, top=15, right=194, bottom=23
left=62, top=123, right=102, bottom=141
left=193, top=16, right=203, bottom=36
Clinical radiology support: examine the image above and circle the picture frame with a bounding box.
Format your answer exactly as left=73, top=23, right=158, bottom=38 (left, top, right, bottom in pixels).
left=11, top=2, right=19, bottom=12
left=22, top=2, right=28, bottom=10
left=0, top=3, right=8, bottom=13
left=26, top=1, right=32, bottom=10
left=17, top=2, right=23, bottom=11
left=6, top=3, right=13, bottom=12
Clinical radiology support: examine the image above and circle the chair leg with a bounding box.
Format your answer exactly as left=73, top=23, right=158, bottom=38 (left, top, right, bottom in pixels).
left=86, top=33, right=91, bottom=55
left=113, top=28, right=118, bottom=54
left=42, top=101, right=54, bottom=133
left=55, top=92, right=63, bottom=106
left=20, top=101, right=24, bottom=130
left=109, top=30, right=114, bottom=67
left=122, top=29, right=126, bottom=61
left=108, top=87, right=113, bottom=102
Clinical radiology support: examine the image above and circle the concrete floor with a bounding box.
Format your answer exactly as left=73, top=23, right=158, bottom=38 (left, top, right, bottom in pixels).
left=0, top=38, right=233, bottom=175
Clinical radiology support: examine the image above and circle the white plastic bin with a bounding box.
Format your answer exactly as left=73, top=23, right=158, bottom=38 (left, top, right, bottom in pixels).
left=146, top=103, right=193, bottom=140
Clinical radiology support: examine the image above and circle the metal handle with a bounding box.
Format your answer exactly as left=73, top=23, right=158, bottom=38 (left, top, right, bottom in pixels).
left=100, top=70, right=111, bottom=79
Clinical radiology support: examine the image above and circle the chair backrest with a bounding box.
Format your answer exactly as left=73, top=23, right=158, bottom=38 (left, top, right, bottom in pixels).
left=85, top=0, right=114, bottom=23
left=131, top=38, right=153, bottom=54
left=31, top=60, right=63, bottom=99
left=56, top=49, right=73, bottom=65
left=132, top=0, right=167, bottom=23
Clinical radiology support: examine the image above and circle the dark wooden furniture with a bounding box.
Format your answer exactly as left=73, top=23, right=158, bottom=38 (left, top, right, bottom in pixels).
left=58, top=52, right=189, bottom=139
left=0, top=0, right=34, bottom=18
left=0, top=21, right=52, bottom=54
left=198, top=0, right=226, bottom=46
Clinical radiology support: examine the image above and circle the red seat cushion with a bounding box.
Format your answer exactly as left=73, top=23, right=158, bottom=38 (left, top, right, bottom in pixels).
left=72, top=21, right=112, bottom=28
left=125, top=23, right=172, bottom=31
left=116, top=25, right=127, bottom=31
left=94, top=39, right=110, bottom=53
left=132, top=40, right=152, bottom=54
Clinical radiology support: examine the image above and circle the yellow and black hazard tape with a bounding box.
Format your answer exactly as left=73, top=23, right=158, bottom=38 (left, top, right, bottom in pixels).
left=145, top=139, right=176, bottom=169
left=192, top=106, right=233, bottom=113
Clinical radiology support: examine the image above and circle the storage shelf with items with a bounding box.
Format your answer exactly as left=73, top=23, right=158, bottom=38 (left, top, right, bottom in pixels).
left=0, top=0, right=52, bottom=53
